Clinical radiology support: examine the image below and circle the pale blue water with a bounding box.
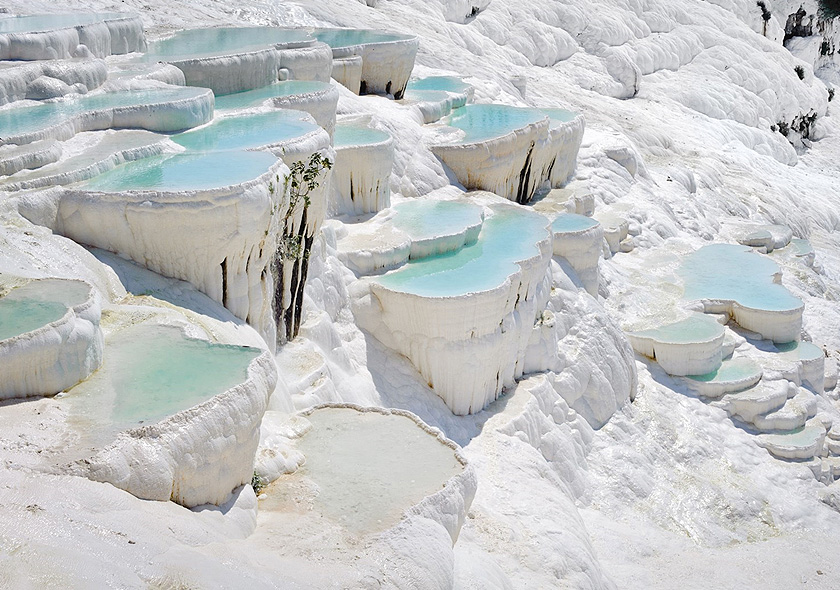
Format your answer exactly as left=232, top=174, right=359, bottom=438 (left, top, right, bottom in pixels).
left=310, top=28, right=414, bottom=48
left=551, top=213, right=598, bottom=233
left=0, top=280, right=90, bottom=341
left=0, top=87, right=208, bottom=138
left=0, top=13, right=126, bottom=34
left=538, top=108, right=578, bottom=126
left=81, top=150, right=277, bottom=192
left=633, top=314, right=724, bottom=344
left=761, top=425, right=824, bottom=447
left=65, top=324, right=260, bottom=433
left=688, top=356, right=761, bottom=383
left=333, top=124, right=391, bottom=147
left=679, top=244, right=802, bottom=312
left=145, top=27, right=312, bottom=61
left=775, top=340, right=823, bottom=361
left=443, top=104, right=546, bottom=144
left=173, top=111, right=319, bottom=152
left=377, top=205, right=548, bottom=297
left=791, top=238, right=813, bottom=257
left=391, top=200, right=484, bottom=241
left=281, top=407, right=463, bottom=535
left=215, top=80, right=331, bottom=110
left=407, top=76, right=471, bottom=94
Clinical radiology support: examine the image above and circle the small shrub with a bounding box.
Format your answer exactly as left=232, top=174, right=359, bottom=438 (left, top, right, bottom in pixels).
left=829, top=88, right=836, bottom=102
left=757, top=1, right=772, bottom=21
left=821, top=40, right=832, bottom=56
left=794, top=65, right=805, bottom=80
left=251, top=471, right=266, bottom=494
left=777, top=120, right=790, bottom=135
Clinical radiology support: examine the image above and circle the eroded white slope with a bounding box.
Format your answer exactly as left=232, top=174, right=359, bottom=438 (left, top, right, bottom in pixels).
left=3, top=0, right=840, bottom=588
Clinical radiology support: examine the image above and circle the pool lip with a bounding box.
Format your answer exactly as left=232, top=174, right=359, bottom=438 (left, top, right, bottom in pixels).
left=628, top=315, right=726, bottom=347
left=0, top=278, right=95, bottom=346
left=550, top=213, right=601, bottom=237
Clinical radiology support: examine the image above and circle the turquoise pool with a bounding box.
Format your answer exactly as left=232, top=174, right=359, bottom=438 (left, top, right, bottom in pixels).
left=407, top=76, right=471, bottom=94
left=334, top=124, right=391, bottom=147
left=679, top=244, right=802, bottom=312
left=65, top=323, right=260, bottom=435
left=144, top=27, right=313, bottom=61
left=214, top=80, right=331, bottom=110
left=391, top=200, right=484, bottom=242
left=310, top=28, right=414, bottom=49
left=172, top=110, right=320, bottom=152
left=0, top=87, right=209, bottom=138
left=0, top=280, right=90, bottom=341
left=551, top=213, right=599, bottom=233
left=633, top=314, right=724, bottom=344
left=0, top=13, right=127, bottom=34
left=442, top=104, right=546, bottom=144
left=377, top=204, right=548, bottom=297
left=687, top=356, right=762, bottom=383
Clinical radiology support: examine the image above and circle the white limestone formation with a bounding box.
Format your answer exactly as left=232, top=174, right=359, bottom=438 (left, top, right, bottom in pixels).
left=0, top=87, right=214, bottom=146
left=86, top=345, right=277, bottom=508
left=0, top=59, right=108, bottom=105
left=270, top=83, right=339, bottom=138
left=37, top=159, right=290, bottom=346
left=321, top=30, right=419, bottom=98
left=0, top=278, right=103, bottom=400
left=0, top=13, right=146, bottom=60
left=627, top=314, right=727, bottom=376
left=331, top=122, right=394, bottom=216
left=331, top=56, right=363, bottom=94
left=550, top=214, right=603, bottom=296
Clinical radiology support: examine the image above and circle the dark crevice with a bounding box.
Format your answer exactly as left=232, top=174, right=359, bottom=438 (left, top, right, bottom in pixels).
left=515, top=142, right=536, bottom=204
left=220, top=257, right=228, bottom=307
left=359, top=80, right=367, bottom=95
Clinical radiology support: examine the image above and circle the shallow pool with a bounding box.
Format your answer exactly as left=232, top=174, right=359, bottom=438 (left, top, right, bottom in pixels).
left=0, top=279, right=90, bottom=341
left=173, top=110, right=320, bottom=152
left=442, top=104, right=546, bottom=144
left=551, top=213, right=598, bottom=233
left=538, top=108, right=578, bottom=126
left=407, top=76, right=471, bottom=94
left=80, top=149, right=277, bottom=192
left=633, top=314, right=724, bottom=344
left=678, top=244, right=802, bottom=312
left=775, top=340, right=823, bottom=362
left=333, top=124, right=391, bottom=147
left=144, top=27, right=313, bottom=61
left=279, top=407, right=463, bottom=534
left=0, top=87, right=209, bottom=138
left=687, top=356, right=762, bottom=383
left=391, top=200, right=484, bottom=242
left=64, top=323, right=260, bottom=438
left=214, top=80, right=331, bottom=110
left=377, top=204, right=547, bottom=297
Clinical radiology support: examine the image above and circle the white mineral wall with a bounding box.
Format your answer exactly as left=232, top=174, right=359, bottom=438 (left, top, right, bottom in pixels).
left=695, top=298, right=804, bottom=343
left=332, top=37, right=419, bottom=99
left=0, top=279, right=103, bottom=400
left=551, top=222, right=603, bottom=296
left=0, top=59, right=108, bottom=105
left=356, top=216, right=553, bottom=415
left=171, top=49, right=280, bottom=96
left=547, top=115, right=586, bottom=187
left=0, top=140, right=62, bottom=177
left=171, top=43, right=333, bottom=95
left=271, top=84, right=339, bottom=138
left=627, top=330, right=725, bottom=376
left=275, top=42, right=334, bottom=83
left=55, top=161, right=290, bottom=347
left=331, top=134, right=394, bottom=215
left=0, top=15, right=146, bottom=60
left=0, top=88, right=215, bottom=146
left=432, top=117, right=569, bottom=204
left=331, top=56, right=362, bottom=94
left=86, top=349, right=278, bottom=507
